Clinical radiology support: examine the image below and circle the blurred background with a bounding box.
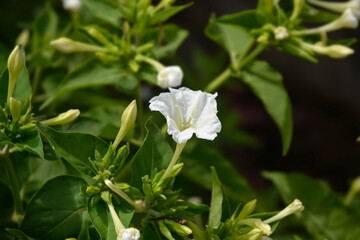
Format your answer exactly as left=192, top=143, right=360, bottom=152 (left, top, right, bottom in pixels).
left=1, top=0, right=359, bottom=193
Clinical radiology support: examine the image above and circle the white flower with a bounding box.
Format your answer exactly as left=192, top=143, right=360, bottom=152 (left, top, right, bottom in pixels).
left=273, top=26, right=289, bottom=40
left=62, top=0, right=82, bottom=11
left=157, top=66, right=183, bottom=89
left=117, top=228, right=140, bottom=240
left=338, top=8, right=359, bottom=28
left=149, top=87, right=221, bottom=143
left=263, top=199, right=304, bottom=224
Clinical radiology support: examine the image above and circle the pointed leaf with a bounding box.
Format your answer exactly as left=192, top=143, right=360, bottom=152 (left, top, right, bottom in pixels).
left=208, top=167, right=223, bottom=228
left=82, top=0, right=122, bottom=28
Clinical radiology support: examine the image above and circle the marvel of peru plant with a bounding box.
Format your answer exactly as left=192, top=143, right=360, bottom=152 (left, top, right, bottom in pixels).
left=1, top=0, right=360, bottom=239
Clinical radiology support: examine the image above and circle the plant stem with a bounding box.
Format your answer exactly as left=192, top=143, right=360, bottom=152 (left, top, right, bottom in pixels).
left=0, top=145, right=23, bottom=219
left=105, top=179, right=135, bottom=207
left=136, top=84, right=145, bottom=140
left=204, top=44, right=266, bottom=93
left=162, top=143, right=186, bottom=180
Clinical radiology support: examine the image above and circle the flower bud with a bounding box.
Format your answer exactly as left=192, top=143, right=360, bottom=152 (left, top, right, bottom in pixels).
left=157, top=66, right=183, bottom=89
left=62, top=0, right=82, bottom=12
left=51, top=38, right=107, bottom=54
left=236, top=219, right=272, bottom=236
left=118, top=228, right=140, bottom=240
left=7, top=46, right=23, bottom=102
left=85, top=186, right=100, bottom=197
left=85, top=27, right=113, bottom=46
left=308, top=0, right=360, bottom=18
left=10, top=97, right=22, bottom=122
left=41, top=109, right=80, bottom=126
left=15, top=29, right=30, bottom=47
left=323, top=45, right=355, bottom=58
left=134, top=199, right=146, bottom=212
left=237, top=199, right=257, bottom=219
left=164, top=219, right=192, bottom=237
left=113, top=100, right=137, bottom=148
left=245, top=228, right=263, bottom=240
left=264, top=199, right=304, bottom=224
left=274, top=26, right=289, bottom=40
left=338, top=8, right=359, bottom=28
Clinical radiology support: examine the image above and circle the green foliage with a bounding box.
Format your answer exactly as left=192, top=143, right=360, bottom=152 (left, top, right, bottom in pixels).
left=20, top=176, right=87, bottom=240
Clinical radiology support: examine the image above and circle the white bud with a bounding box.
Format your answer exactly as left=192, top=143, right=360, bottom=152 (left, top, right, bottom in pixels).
left=264, top=199, right=304, bottom=224
left=274, top=26, right=289, bottom=40
left=41, top=109, right=80, bottom=126
left=51, top=38, right=107, bottom=54
left=117, top=228, right=140, bottom=240
left=338, top=8, right=358, bottom=28
left=157, top=66, right=183, bottom=89
left=62, top=0, right=82, bottom=11
left=324, top=45, right=355, bottom=58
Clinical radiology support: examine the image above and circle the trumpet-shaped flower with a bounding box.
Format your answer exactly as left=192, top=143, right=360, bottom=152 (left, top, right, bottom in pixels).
left=149, top=87, right=221, bottom=143
left=308, top=0, right=360, bottom=18
left=117, top=228, right=140, bottom=240
left=157, top=66, right=183, bottom=89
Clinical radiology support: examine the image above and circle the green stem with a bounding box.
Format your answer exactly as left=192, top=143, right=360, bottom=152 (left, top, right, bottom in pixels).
left=136, top=84, right=145, bottom=140
left=1, top=145, right=23, bottom=219
left=204, top=44, right=265, bottom=93
left=105, top=179, right=136, bottom=207
left=162, top=143, right=186, bottom=180
left=32, top=67, right=42, bottom=98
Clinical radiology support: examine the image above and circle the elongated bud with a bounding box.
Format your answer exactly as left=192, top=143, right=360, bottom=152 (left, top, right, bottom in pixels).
left=10, top=97, right=22, bottom=122
left=245, top=228, right=263, bottom=240
left=7, top=46, right=23, bottom=102
left=85, top=27, right=113, bottom=47
left=308, top=0, right=360, bottom=15
left=51, top=37, right=108, bottom=54
left=101, top=191, right=125, bottom=236
left=264, top=199, right=304, bottom=224
left=237, top=199, right=257, bottom=219
left=164, top=219, right=192, bottom=237
left=16, top=29, right=30, bottom=47
left=41, top=109, right=80, bottom=126
left=157, top=66, right=183, bottom=89
left=113, top=100, right=137, bottom=149
left=301, top=41, right=354, bottom=58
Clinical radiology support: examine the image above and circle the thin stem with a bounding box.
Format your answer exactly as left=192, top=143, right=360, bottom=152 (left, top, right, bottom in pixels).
left=162, top=143, right=186, bottom=180
left=32, top=67, right=42, bottom=98
left=1, top=145, right=24, bottom=219
left=136, top=84, right=145, bottom=140
left=105, top=179, right=136, bottom=207
left=204, top=44, right=265, bottom=93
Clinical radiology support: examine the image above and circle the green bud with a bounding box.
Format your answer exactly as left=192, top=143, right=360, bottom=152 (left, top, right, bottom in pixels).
left=236, top=219, right=272, bottom=236
left=134, top=199, right=146, bottom=212
left=164, top=219, right=192, bottom=237
left=85, top=27, right=113, bottom=47
left=95, top=52, right=120, bottom=62
left=244, top=228, right=263, bottom=240
left=158, top=221, right=174, bottom=240
left=128, top=60, right=140, bottom=72
left=15, top=29, right=30, bottom=47
left=100, top=191, right=112, bottom=204
left=168, top=163, right=183, bottom=178
left=10, top=97, right=22, bottom=122
left=113, top=100, right=137, bottom=149
left=237, top=199, right=257, bottom=220
left=7, top=45, right=23, bottom=102
left=51, top=38, right=108, bottom=54
left=41, top=109, right=80, bottom=126
left=86, top=186, right=100, bottom=196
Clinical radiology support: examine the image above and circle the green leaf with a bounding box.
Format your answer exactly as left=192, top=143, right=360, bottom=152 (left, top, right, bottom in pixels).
left=37, top=123, right=108, bottom=177
left=264, top=172, right=360, bottom=240
left=241, top=60, right=293, bottom=155
left=131, top=119, right=173, bottom=189
left=216, top=10, right=264, bottom=30
left=82, top=0, right=122, bottom=28
left=206, top=20, right=253, bottom=66
left=77, top=219, right=91, bottom=240
left=20, top=176, right=87, bottom=240
left=278, top=41, right=318, bottom=63
left=40, top=59, right=138, bottom=110
left=300, top=5, right=339, bottom=24
left=150, top=3, right=193, bottom=25
left=208, top=167, right=223, bottom=228
left=158, top=221, right=175, bottom=240
left=14, top=132, right=44, bottom=158
left=0, top=69, right=8, bottom=107
left=88, top=198, right=134, bottom=240
left=6, top=229, right=33, bottom=240
left=182, top=142, right=256, bottom=203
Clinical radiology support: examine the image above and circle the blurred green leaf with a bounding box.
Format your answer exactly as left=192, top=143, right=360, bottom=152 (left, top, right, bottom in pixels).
left=20, top=176, right=87, bottom=240
left=131, top=119, right=173, bottom=189
left=209, top=167, right=223, bottom=228
left=241, top=60, right=293, bottom=155
left=278, top=41, right=318, bottom=63
left=182, top=142, right=256, bottom=203
left=206, top=20, right=253, bottom=66
left=265, top=172, right=360, bottom=240
left=82, top=0, right=122, bottom=28
left=37, top=123, right=108, bottom=178
left=300, top=5, right=339, bottom=24
left=150, top=3, right=193, bottom=25
left=77, top=219, right=91, bottom=240
left=41, top=59, right=138, bottom=109
left=216, top=10, right=264, bottom=30
left=6, top=229, right=33, bottom=240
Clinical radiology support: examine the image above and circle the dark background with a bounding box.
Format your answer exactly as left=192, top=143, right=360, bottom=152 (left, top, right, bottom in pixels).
left=1, top=0, right=360, bottom=192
